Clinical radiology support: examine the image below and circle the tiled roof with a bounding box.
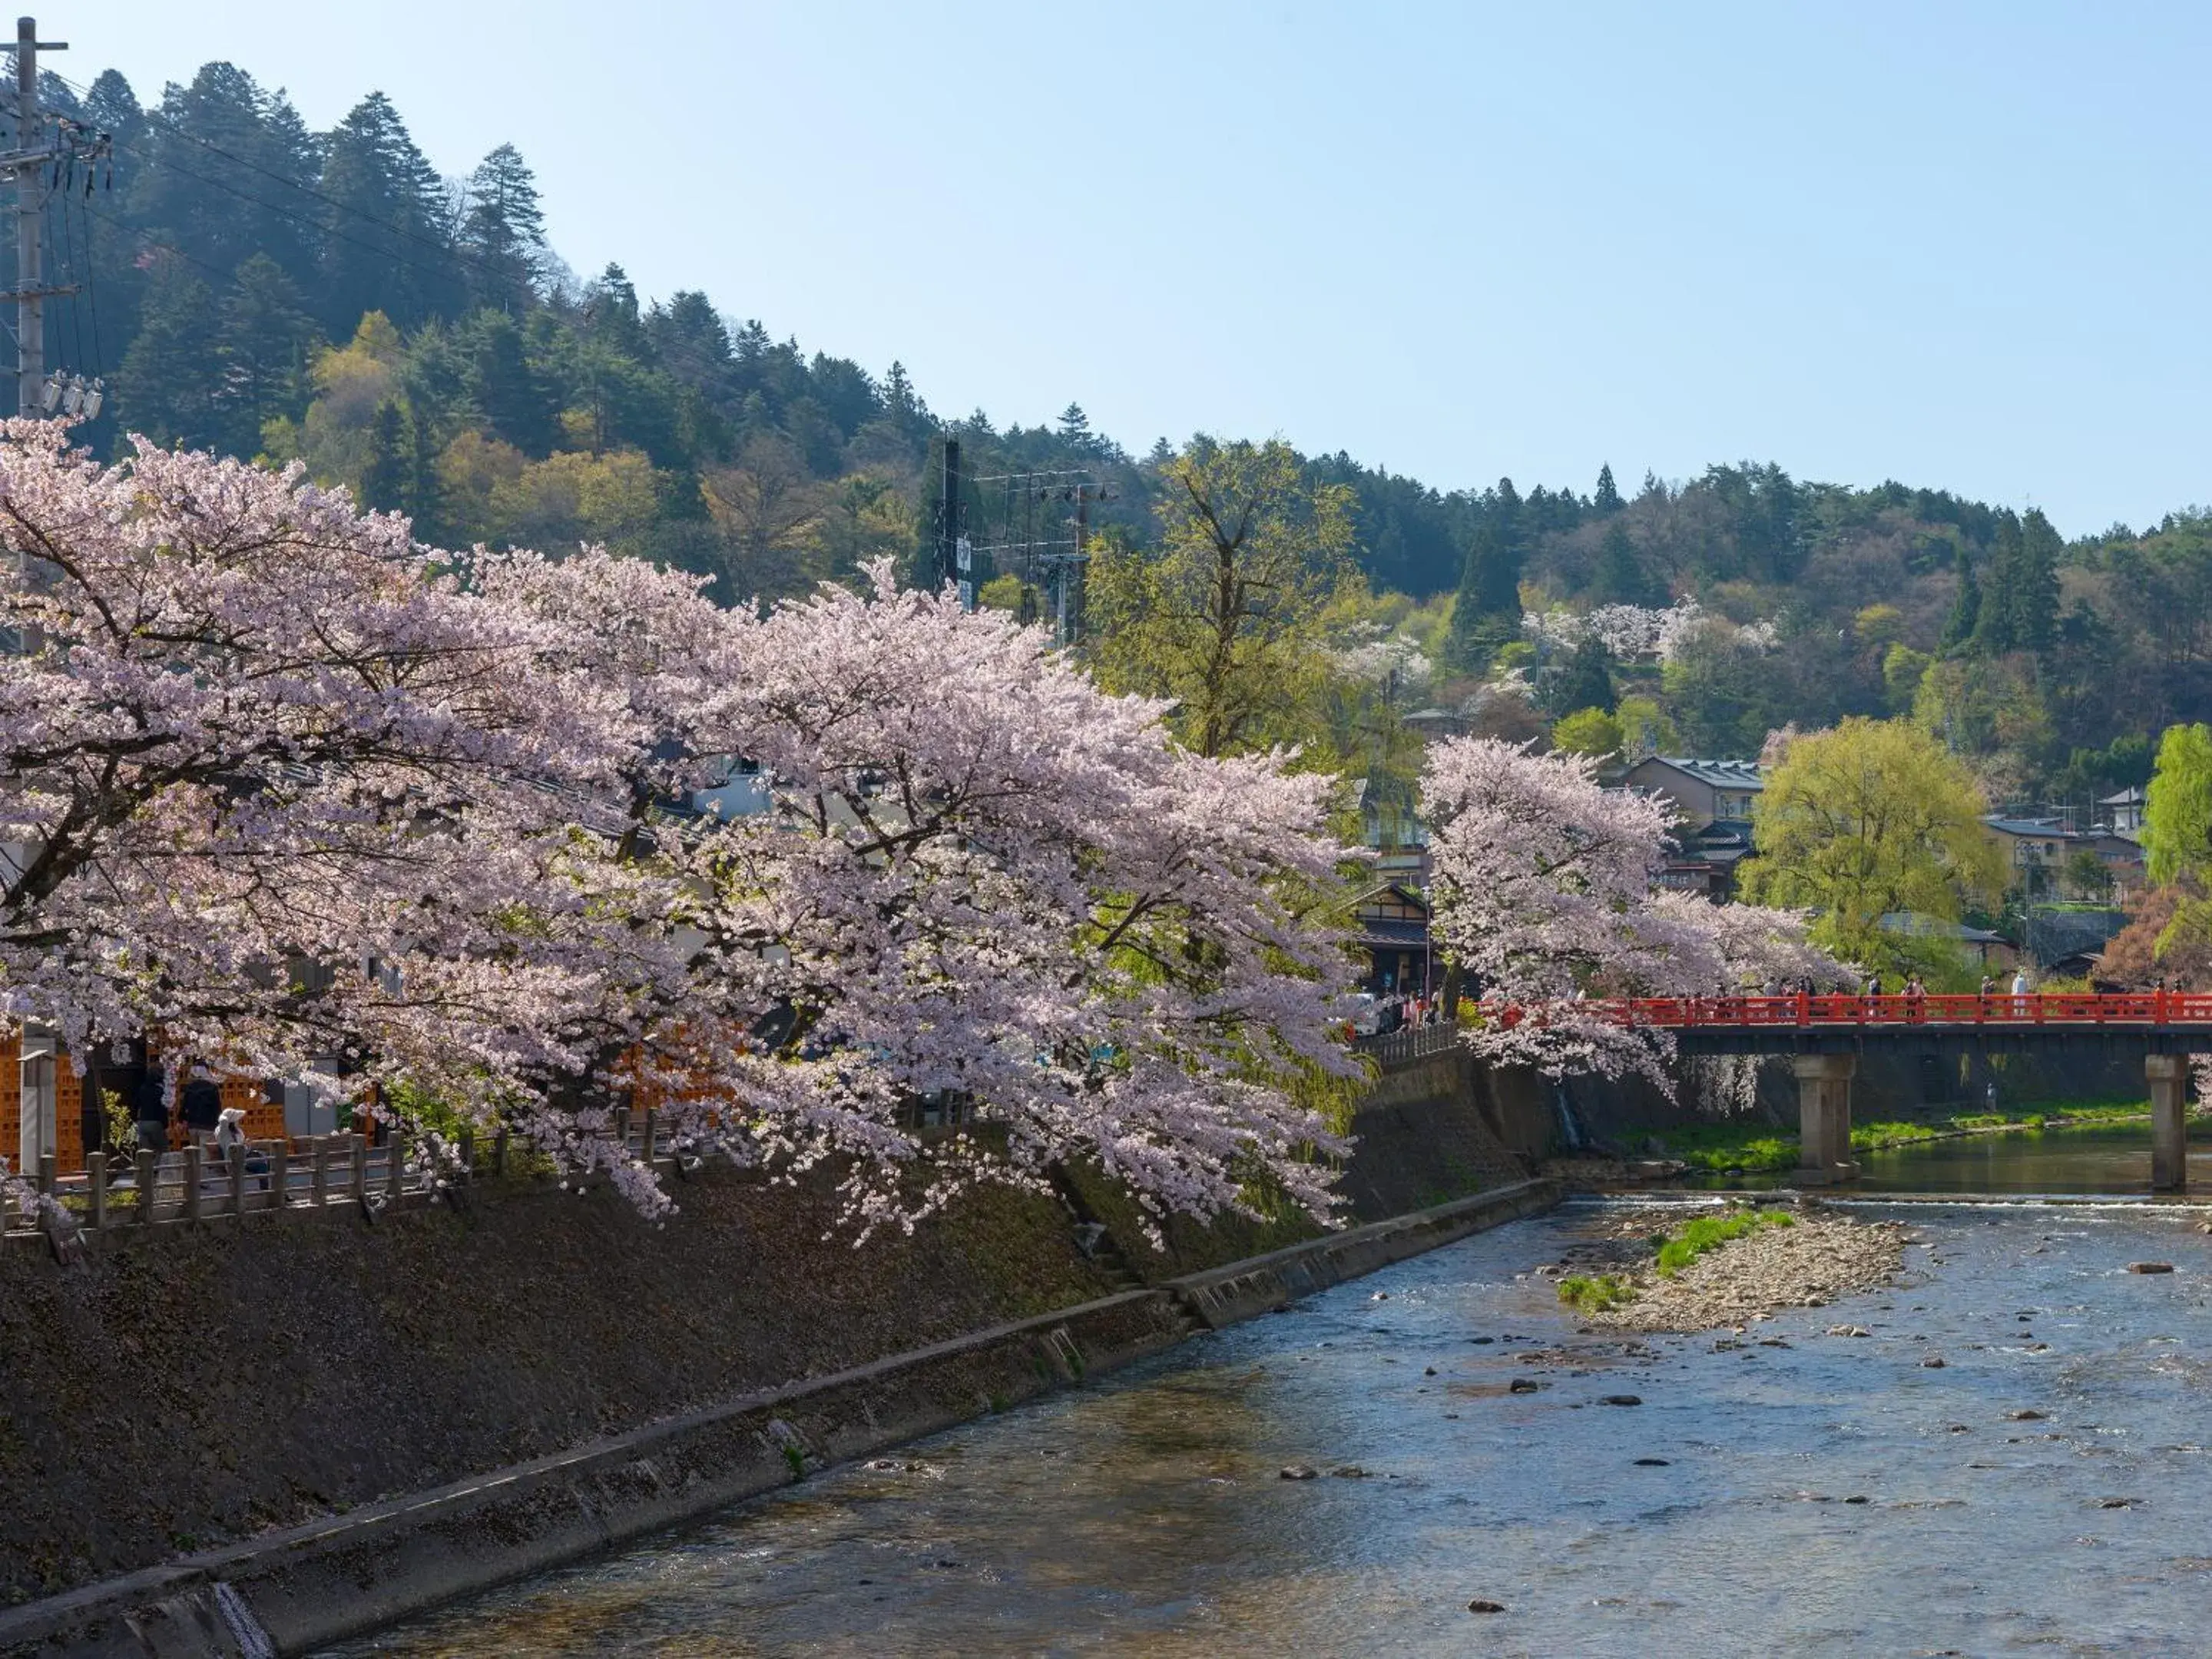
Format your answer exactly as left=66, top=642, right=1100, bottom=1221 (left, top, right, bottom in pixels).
left=1643, top=757, right=1765, bottom=790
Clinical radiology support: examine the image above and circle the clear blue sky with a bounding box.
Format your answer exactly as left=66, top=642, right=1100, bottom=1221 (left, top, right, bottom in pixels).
left=62, top=2, right=2212, bottom=535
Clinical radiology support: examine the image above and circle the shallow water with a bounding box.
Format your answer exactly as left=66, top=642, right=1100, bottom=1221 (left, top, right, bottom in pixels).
left=1701, top=1120, right=2212, bottom=1196
left=331, top=1187, right=2212, bottom=1657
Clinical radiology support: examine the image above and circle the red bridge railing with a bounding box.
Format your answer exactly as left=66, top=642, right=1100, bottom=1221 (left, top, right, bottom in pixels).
left=1525, top=991, right=2212, bottom=1031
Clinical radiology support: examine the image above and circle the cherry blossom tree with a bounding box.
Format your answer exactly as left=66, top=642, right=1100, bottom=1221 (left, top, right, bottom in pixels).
left=1422, top=735, right=1854, bottom=1093
left=501, top=560, right=1361, bottom=1234
left=1420, top=736, right=1711, bottom=1084
left=0, top=420, right=1359, bottom=1234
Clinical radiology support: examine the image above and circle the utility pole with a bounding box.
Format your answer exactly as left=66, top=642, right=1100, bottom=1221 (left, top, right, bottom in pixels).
left=8, top=15, right=64, bottom=418
left=935, top=438, right=974, bottom=609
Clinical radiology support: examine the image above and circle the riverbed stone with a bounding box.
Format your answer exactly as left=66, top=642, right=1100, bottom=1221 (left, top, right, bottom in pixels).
left=1280, top=1465, right=1318, bottom=1480
left=1466, top=1599, right=1506, bottom=1613
left=1601, top=1394, right=1643, bottom=1406
left=2128, top=1262, right=2175, bottom=1274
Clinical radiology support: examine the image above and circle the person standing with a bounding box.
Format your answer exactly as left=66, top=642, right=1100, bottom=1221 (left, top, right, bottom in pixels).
left=2011, top=966, right=2031, bottom=1017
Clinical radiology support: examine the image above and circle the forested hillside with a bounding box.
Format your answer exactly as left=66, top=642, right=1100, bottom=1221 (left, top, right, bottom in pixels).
left=18, top=57, right=2210, bottom=814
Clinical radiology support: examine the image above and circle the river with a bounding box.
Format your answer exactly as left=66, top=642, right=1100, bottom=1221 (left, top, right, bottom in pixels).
left=331, top=1131, right=2212, bottom=1657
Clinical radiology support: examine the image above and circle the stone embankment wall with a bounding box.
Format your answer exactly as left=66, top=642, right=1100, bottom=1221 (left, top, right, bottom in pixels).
left=0, top=1085, right=1551, bottom=1657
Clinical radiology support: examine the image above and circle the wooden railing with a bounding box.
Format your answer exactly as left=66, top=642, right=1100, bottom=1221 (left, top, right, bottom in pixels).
left=0, top=1106, right=684, bottom=1246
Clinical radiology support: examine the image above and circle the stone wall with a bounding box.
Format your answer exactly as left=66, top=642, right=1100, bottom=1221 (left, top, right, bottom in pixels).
left=0, top=1166, right=1119, bottom=1608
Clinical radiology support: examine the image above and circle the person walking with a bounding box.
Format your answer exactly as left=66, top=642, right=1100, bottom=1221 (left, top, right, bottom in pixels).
left=2011, top=966, right=2031, bottom=1018
left=179, top=1065, right=224, bottom=1147
left=131, top=1069, right=170, bottom=1161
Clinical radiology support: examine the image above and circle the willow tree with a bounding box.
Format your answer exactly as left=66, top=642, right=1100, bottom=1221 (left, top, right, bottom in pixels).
left=1740, top=717, right=2005, bottom=969
left=1086, top=437, right=1356, bottom=757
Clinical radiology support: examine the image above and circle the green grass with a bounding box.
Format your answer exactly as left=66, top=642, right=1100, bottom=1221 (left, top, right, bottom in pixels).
left=1557, top=1273, right=1637, bottom=1313
left=1647, top=1098, right=2168, bottom=1176
left=1654, top=1207, right=1793, bottom=1277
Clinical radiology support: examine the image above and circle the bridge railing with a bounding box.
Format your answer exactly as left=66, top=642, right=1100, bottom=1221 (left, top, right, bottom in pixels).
left=1586, top=991, right=2212, bottom=1029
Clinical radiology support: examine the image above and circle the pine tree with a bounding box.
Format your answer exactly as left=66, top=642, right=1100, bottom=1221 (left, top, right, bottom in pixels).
left=459, top=143, right=547, bottom=312
left=211, top=253, right=320, bottom=459
left=1591, top=519, right=1660, bottom=607
left=462, top=310, right=559, bottom=455
left=1941, top=543, right=1982, bottom=650
left=114, top=257, right=217, bottom=449
left=359, top=399, right=408, bottom=512
left=1593, top=462, right=1624, bottom=514
left=406, top=403, right=442, bottom=541
left=1442, top=478, right=1525, bottom=673
left=2013, top=508, right=2062, bottom=654
left=319, top=92, right=464, bottom=333
left=1550, top=637, right=1618, bottom=715
left=1974, top=511, right=2023, bottom=654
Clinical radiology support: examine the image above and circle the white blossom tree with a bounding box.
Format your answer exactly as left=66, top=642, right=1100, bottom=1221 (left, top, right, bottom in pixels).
left=0, top=423, right=1359, bottom=1234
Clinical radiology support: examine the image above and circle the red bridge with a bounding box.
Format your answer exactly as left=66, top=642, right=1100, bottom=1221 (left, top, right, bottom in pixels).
left=1371, top=994, right=2212, bottom=1192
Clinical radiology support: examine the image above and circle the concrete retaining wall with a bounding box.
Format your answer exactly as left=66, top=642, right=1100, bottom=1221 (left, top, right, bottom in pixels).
left=0, top=1178, right=1561, bottom=1657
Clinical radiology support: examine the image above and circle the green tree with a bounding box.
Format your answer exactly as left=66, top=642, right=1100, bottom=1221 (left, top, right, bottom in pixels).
left=319, top=91, right=463, bottom=332
left=459, top=143, right=548, bottom=313
left=1548, top=636, right=1617, bottom=714
left=1086, top=437, right=1356, bottom=757
left=1552, top=706, right=1623, bottom=757
left=1593, top=462, right=1624, bottom=515
left=114, top=257, right=217, bottom=448
left=1590, top=518, right=1660, bottom=607
left=1940, top=544, right=1980, bottom=650
left=1442, top=478, right=1523, bottom=674
left=211, top=253, right=320, bottom=459
left=359, top=399, right=408, bottom=512
left=1741, top=717, right=2006, bottom=969
left=2144, top=722, right=2212, bottom=885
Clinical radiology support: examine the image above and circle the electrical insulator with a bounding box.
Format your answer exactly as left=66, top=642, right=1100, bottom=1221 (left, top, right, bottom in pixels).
left=38, top=377, right=59, bottom=413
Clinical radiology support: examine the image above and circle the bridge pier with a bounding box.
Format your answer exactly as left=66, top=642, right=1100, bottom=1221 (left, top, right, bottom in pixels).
left=1793, top=1053, right=1859, bottom=1185
left=2147, top=1055, right=2188, bottom=1192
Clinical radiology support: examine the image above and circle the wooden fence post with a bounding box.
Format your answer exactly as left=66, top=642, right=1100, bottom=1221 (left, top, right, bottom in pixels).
left=229, top=1144, right=247, bottom=1222
left=386, top=1132, right=406, bottom=1203
left=349, top=1134, right=368, bottom=1207
left=642, top=1108, right=658, bottom=1162
left=459, top=1128, right=475, bottom=1174
left=310, top=1136, right=329, bottom=1208
left=270, top=1138, right=289, bottom=1211
left=87, top=1151, right=106, bottom=1230
left=183, top=1144, right=203, bottom=1224
left=611, top=1107, right=630, bottom=1156
left=36, top=1152, right=54, bottom=1197
left=494, top=1128, right=509, bottom=1177
left=137, top=1150, right=156, bottom=1224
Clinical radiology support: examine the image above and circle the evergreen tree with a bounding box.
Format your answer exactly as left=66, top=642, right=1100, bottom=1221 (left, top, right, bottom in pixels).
left=2013, top=507, right=2062, bottom=654
left=1974, top=511, right=2024, bottom=654
left=114, top=257, right=216, bottom=448
left=133, top=65, right=319, bottom=285
left=462, top=309, right=559, bottom=455
left=319, top=92, right=463, bottom=333
left=1941, top=542, right=1981, bottom=650
left=406, top=403, right=442, bottom=541
left=1593, top=462, right=1624, bottom=514
left=1550, top=637, right=1618, bottom=715
left=1442, top=478, right=1525, bottom=673
left=1058, top=402, right=1094, bottom=452
left=211, top=253, right=320, bottom=459
left=1591, top=519, right=1661, bottom=607
left=359, top=399, right=407, bottom=512
left=459, top=143, right=546, bottom=312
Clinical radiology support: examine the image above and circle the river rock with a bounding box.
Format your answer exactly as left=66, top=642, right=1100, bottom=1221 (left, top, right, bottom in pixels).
left=2007, top=1409, right=2047, bottom=1421
left=1921, top=1356, right=1946, bottom=1368
left=1634, top=1457, right=1671, bottom=1465
left=1332, top=1465, right=1367, bottom=1478
left=1843, top=1495, right=1869, bottom=1504
left=2128, top=1263, right=2176, bottom=1274
left=1508, top=1378, right=1541, bottom=1393
left=1466, top=1599, right=1507, bottom=1614
left=1601, top=1394, right=1643, bottom=1406
left=1826, top=1324, right=1873, bottom=1338
left=1280, top=1465, right=1318, bottom=1480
